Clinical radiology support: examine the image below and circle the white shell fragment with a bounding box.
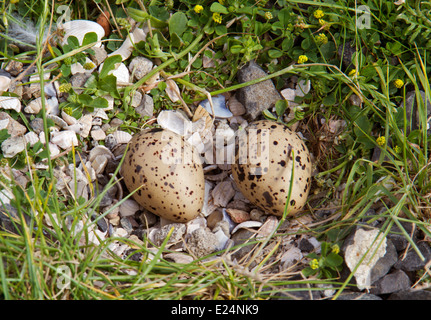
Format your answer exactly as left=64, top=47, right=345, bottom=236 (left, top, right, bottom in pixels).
left=1, top=136, right=26, bottom=158
left=344, top=228, right=387, bottom=290
left=0, top=96, right=21, bottom=112
left=0, top=76, right=11, bottom=93
left=199, top=95, right=233, bottom=118
left=109, top=27, right=147, bottom=61
left=98, top=62, right=130, bottom=83
left=157, top=110, right=192, bottom=136
left=60, top=20, right=106, bottom=47
left=231, top=221, right=263, bottom=234
left=50, top=130, right=79, bottom=149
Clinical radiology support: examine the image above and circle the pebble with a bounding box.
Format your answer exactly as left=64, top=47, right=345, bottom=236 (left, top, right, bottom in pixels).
left=369, top=269, right=411, bottom=295
left=186, top=228, right=219, bottom=258
left=152, top=223, right=186, bottom=246
left=394, top=241, right=431, bottom=272
left=236, top=60, right=282, bottom=120
left=128, top=56, right=153, bottom=81
left=0, top=112, right=27, bottom=137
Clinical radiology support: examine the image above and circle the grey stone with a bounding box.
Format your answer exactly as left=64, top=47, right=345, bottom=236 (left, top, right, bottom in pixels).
left=337, top=41, right=357, bottom=68
left=138, top=209, right=158, bottom=228
left=236, top=60, right=282, bottom=120
left=153, top=223, right=186, bottom=246
left=30, top=117, right=45, bottom=134
left=89, top=47, right=108, bottom=66
left=385, top=221, right=417, bottom=252
left=370, top=269, right=411, bottom=295
left=186, top=228, right=218, bottom=258
left=370, top=236, right=398, bottom=284
left=128, top=56, right=153, bottom=81
left=120, top=216, right=134, bottom=234
left=70, top=73, right=91, bottom=94
left=394, top=241, right=431, bottom=272
left=135, top=94, right=154, bottom=118
left=230, top=229, right=256, bottom=261
left=388, top=289, right=431, bottom=300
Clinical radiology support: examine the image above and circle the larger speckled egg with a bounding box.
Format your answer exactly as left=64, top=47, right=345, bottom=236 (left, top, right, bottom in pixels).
left=232, top=120, right=312, bottom=216
left=121, top=128, right=205, bottom=222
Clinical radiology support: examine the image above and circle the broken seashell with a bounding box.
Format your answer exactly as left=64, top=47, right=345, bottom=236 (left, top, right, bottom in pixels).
left=109, top=27, right=147, bottom=61
left=119, top=198, right=141, bottom=217
left=89, top=145, right=114, bottom=162
left=77, top=114, right=93, bottom=138
left=61, top=110, right=77, bottom=125
left=91, top=128, right=106, bottom=141
left=60, top=20, right=106, bottom=48
left=1, top=136, right=26, bottom=158
left=24, top=131, right=40, bottom=147
left=50, top=130, right=78, bottom=149
left=98, top=62, right=130, bottom=83
left=212, top=180, right=236, bottom=207
left=111, top=130, right=132, bottom=144
left=228, top=95, right=246, bottom=116
left=164, top=253, right=194, bottom=264
left=157, top=110, right=192, bottom=136
left=257, top=215, right=279, bottom=238
left=47, top=114, right=68, bottom=129
left=0, top=76, right=11, bottom=93
left=231, top=221, right=263, bottom=234
left=199, top=95, right=232, bottom=118
left=165, top=79, right=181, bottom=103
left=91, top=154, right=108, bottom=175
left=0, top=96, right=21, bottom=112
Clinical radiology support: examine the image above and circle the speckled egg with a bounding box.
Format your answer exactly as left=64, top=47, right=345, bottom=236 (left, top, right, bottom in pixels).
left=232, top=120, right=312, bottom=216
left=121, top=128, right=205, bottom=222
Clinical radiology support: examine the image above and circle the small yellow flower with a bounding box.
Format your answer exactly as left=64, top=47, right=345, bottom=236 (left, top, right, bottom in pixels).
left=319, top=19, right=326, bottom=25
left=331, top=244, right=340, bottom=255
left=376, top=136, right=386, bottom=146
left=194, top=5, right=204, bottom=14
left=83, top=62, right=95, bottom=70
left=297, top=55, right=308, bottom=64
left=310, top=259, right=319, bottom=270
left=212, top=12, right=222, bottom=24
left=314, top=9, right=324, bottom=19
left=348, top=69, right=358, bottom=77
left=315, top=33, right=328, bottom=45
left=59, top=83, right=72, bottom=93
left=394, top=145, right=401, bottom=154
left=265, top=11, right=273, bottom=20
left=394, top=79, right=404, bottom=88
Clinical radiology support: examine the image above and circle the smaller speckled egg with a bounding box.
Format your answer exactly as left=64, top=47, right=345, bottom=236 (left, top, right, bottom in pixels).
left=121, top=128, right=205, bottom=222
left=232, top=120, right=312, bottom=216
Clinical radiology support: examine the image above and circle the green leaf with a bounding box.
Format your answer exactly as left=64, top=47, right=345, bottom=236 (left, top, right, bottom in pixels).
left=99, top=55, right=122, bottom=79
left=324, top=252, right=344, bottom=268
left=82, top=32, right=98, bottom=47
left=127, top=7, right=168, bottom=28
left=170, top=33, right=184, bottom=48
left=169, top=11, right=188, bottom=37
left=268, top=49, right=283, bottom=59
left=322, top=92, right=336, bottom=106
left=90, top=97, right=109, bottom=109
left=78, top=94, right=93, bottom=106
left=262, top=109, right=277, bottom=120
left=275, top=99, right=288, bottom=117
left=99, top=75, right=120, bottom=98
left=302, top=266, right=318, bottom=277
left=210, top=2, right=229, bottom=14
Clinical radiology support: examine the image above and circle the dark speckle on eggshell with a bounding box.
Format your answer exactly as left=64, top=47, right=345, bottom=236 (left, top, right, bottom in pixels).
left=121, top=128, right=205, bottom=223
left=232, top=120, right=312, bottom=216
